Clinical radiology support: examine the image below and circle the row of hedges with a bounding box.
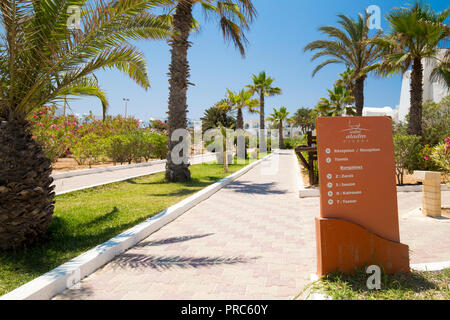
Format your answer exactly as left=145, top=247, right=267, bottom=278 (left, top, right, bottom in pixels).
left=29, top=106, right=167, bottom=166
left=71, top=130, right=167, bottom=167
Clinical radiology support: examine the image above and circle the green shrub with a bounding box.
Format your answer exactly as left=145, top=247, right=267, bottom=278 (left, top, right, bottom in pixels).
left=105, top=133, right=136, bottom=165
left=71, top=133, right=105, bottom=168
left=283, top=137, right=303, bottom=150
left=431, top=138, right=450, bottom=177
left=149, top=133, right=167, bottom=160
left=421, top=97, right=450, bottom=146
left=393, top=134, right=422, bottom=185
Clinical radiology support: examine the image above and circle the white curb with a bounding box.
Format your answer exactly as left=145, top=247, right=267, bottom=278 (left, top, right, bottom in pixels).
left=0, top=154, right=272, bottom=300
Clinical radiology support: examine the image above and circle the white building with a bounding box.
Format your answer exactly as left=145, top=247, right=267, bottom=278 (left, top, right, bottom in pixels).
left=397, top=49, right=449, bottom=122
left=363, top=106, right=398, bottom=122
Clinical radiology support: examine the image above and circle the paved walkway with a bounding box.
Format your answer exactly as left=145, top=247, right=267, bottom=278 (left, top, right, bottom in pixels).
left=54, top=150, right=450, bottom=300
left=53, top=154, right=216, bottom=195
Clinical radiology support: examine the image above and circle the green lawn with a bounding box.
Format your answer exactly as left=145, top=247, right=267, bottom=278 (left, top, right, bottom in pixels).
left=306, top=267, right=450, bottom=300
left=0, top=162, right=247, bottom=296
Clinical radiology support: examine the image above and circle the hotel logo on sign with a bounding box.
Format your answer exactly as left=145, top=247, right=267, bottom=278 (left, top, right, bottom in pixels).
left=341, top=122, right=370, bottom=141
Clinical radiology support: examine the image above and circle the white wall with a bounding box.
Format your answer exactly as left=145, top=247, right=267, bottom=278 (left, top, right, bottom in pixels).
left=398, top=49, right=449, bottom=122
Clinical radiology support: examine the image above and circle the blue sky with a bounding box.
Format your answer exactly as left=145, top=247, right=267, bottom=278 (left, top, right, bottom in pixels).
left=66, top=0, right=449, bottom=121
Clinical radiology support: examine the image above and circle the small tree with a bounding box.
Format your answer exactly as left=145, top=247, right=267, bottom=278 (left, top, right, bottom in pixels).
left=267, top=107, right=290, bottom=149
left=314, top=84, right=355, bottom=117
left=291, top=108, right=316, bottom=134
left=200, top=103, right=236, bottom=134
left=393, top=134, right=422, bottom=185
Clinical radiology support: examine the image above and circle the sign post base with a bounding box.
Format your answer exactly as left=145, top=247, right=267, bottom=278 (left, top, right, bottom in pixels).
left=315, top=217, right=410, bottom=276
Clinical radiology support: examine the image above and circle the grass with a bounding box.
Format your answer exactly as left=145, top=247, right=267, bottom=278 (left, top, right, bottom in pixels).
left=0, top=162, right=248, bottom=296
left=306, top=267, right=450, bottom=300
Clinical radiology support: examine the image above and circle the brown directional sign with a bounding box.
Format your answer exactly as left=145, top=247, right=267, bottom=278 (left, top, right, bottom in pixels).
left=315, top=116, right=409, bottom=275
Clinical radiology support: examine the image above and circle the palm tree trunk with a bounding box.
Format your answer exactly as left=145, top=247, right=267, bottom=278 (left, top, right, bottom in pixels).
left=236, top=108, right=244, bottom=130
left=279, top=123, right=284, bottom=149
left=354, top=76, right=365, bottom=116
left=166, top=1, right=193, bottom=182
left=259, top=91, right=267, bottom=152
left=259, top=92, right=265, bottom=130
left=408, top=58, right=423, bottom=136
left=0, top=118, right=55, bottom=250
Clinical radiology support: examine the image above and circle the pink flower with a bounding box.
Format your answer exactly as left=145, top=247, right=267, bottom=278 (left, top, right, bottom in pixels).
left=424, top=156, right=429, bottom=161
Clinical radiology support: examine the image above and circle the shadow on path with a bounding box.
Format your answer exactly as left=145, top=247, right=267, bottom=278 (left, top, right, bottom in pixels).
left=226, top=181, right=287, bottom=195
left=111, top=254, right=259, bottom=271
left=134, top=234, right=214, bottom=248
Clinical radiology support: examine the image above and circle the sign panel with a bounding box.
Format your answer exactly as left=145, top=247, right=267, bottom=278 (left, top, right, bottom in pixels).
left=316, top=116, right=399, bottom=242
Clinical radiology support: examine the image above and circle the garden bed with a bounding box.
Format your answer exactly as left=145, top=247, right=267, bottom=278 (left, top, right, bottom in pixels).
left=306, top=267, right=450, bottom=300
left=52, top=157, right=157, bottom=173
left=0, top=162, right=246, bottom=296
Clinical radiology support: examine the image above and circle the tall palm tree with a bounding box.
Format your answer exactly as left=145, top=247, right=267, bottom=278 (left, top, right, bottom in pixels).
left=267, top=107, right=289, bottom=149
left=219, top=88, right=259, bottom=130
left=314, top=84, right=355, bottom=117
left=0, top=0, right=171, bottom=250
left=246, top=71, right=281, bottom=139
left=372, top=2, right=449, bottom=136
left=304, top=12, right=383, bottom=116
left=164, top=0, right=257, bottom=182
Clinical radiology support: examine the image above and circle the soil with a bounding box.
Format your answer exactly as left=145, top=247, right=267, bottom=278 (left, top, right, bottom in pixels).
left=51, top=157, right=160, bottom=174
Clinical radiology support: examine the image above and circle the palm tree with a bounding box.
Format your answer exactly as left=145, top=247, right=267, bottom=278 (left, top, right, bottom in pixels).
left=335, top=67, right=356, bottom=94
left=246, top=71, right=281, bottom=148
left=164, top=0, right=257, bottom=182
left=0, top=0, right=171, bottom=250
left=200, top=101, right=236, bottom=133
left=291, top=107, right=315, bottom=134
left=430, top=48, right=450, bottom=88
left=267, top=107, right=289, bottom=149
left=304, top=12, right=383, bottom=116
left=372, top=2, right=449, bottom=136
left=219, top=88, right=259, bottom=129
left=314, top=84, right=355, bottom=117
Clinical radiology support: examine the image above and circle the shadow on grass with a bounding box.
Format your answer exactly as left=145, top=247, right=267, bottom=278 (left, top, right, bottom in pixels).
left=111, top=254, right=259, bottom=271
left=126, top=176, right=218, bottom=187
left=0, top=211, right=150, bottom=280
left=323, top=267, right=439, bottom=295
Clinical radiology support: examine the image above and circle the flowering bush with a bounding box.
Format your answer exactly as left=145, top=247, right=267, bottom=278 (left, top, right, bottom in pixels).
left=29, top=107, right=167, bottom=166
left=430, top=137, right=450, bottom=176
left=149, top=120, right=168, bottom=133
left=77, top=116, right=140, bottom=139
left=29, top=106, right=79, bottom=162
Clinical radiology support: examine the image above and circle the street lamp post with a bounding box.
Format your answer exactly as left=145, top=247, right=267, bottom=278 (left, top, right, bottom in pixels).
left=123, top=98, right=130, bottom=118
